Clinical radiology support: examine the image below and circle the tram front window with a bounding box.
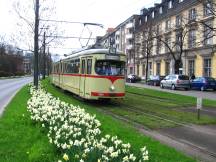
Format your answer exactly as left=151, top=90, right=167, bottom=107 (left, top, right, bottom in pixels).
left=95, top=60, right=125, bottom=76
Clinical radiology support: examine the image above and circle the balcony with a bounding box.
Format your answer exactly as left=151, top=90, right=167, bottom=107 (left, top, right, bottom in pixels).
left=126, top=33, right=133, bottom=39
left=126, top=23, right=134, bottom=29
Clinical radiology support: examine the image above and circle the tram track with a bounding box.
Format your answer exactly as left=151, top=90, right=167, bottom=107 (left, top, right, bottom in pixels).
left=126, top=90, right=176, bottom=102
left=94, top=103, right=216, bottom=162
left=114, top=102, right=188, bottom=127
left=126, top=90, right=193, bottom=106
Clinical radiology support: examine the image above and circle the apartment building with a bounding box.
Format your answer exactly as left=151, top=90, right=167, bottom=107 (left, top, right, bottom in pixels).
left=135, top=0, right=216, bottom=78
left=99, top=15, right=140, bottom=75
left=99, top=0, right=216, bottom=78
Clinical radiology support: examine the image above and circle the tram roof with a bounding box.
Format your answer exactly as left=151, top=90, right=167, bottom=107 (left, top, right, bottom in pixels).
left=64, top=48, right=125, bottom=60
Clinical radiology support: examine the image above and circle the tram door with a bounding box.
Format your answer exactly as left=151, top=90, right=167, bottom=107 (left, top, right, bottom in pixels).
left=80, top=58, right=86, bottom=97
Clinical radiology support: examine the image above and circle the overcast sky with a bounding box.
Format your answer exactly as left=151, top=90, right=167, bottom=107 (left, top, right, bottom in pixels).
left=0, top=0, right=160, bottom=55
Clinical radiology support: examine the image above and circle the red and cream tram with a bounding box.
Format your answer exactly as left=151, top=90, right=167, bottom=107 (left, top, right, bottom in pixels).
left=51, top=48, right=126, bottom=100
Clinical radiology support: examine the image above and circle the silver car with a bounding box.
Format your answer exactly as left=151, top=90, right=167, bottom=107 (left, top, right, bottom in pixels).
left=160, top=74, right=190, bottom=90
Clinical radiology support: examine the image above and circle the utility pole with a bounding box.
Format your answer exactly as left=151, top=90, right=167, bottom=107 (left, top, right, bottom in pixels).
left=47, top=47, right=50, bottom=76
left=34, top=0, right=39, bottom=89
left=42, top=31, right=46, bottom=79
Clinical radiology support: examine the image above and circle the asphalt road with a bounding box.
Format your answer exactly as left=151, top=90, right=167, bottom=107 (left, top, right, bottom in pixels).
left=0, top=77, right=32, bottom=116
left=127, top=82, right=216, bottom=100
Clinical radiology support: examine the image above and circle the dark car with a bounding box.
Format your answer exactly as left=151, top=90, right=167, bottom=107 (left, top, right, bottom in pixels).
left=191, top=77, right=216, bottom=91
left=127, top=74, right=141, bottom=83
left=147, top=75, right=165, bottom=86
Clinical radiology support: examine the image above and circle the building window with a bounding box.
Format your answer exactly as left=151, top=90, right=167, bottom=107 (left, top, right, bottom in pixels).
left=179, top=0, right=183, bottom=3
left=203, top=21, right=213, bottom=45
left=152, top=11, right=155, bottom=18
left=165, top=19, right=171, bottom=31
left=188, top=29, right=196, bottom=48
left=130, top=67, right=133, bottom=74
left=168, top=1, right=173, bottom=9
left=116, top=44, right=119, bottom=50
left=145, top=16, right=148, bottom=22
left=159, top=6, right=163, bottom=14
left=189, top=8, right=196, bottom=21
left=204, top=1, right=213, bottom=16
left=165, top=62, right=170, bottom=75
left=156, top=62, right=161, bottom=75
left=203, top=58, right=211, bottom=77
left=188, top=60, right=195, bottom=76
left=176, top=15, right=182, bottom=27
left=176, top=32, right=182, bottom=51
left=139, top=18, right=142, bottom=25
left=156, top=24, right=161, bottom=35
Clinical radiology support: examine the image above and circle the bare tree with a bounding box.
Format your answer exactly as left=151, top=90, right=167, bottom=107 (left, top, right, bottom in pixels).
left=12, top=0, right=63, bottom=50
left=12, top=0, right=64, bottom=84
left=135, top=22, right=155, bottom=82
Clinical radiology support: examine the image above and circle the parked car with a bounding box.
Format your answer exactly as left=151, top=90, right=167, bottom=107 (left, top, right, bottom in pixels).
left=127, top=74, right=141, bottom=83
left=147, top=75, right=165, bottom=86
left=191, top=77, right=216, bottom=91
left=160, top=74, right=190, bottom=90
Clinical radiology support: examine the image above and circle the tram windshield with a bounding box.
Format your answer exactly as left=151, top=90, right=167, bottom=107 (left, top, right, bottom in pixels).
left=95, top=60, right=125, bottom=76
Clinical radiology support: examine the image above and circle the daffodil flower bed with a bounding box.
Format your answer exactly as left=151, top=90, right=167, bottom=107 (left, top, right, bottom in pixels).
left=27, top=85, right=149, bottom=162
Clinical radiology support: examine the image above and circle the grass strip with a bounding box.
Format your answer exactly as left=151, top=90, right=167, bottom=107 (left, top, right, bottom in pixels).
left=42, top=79, right=195, bottom=162
left=126, top=85, right=216, bottom=108
left=0, top=86, right=59, bottom=162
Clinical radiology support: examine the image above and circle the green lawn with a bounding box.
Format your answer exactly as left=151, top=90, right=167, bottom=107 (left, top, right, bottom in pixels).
left=0, top=86, right=60, bottom=162
left=0, top=80, right=199, bottom=161
left=114, top=86, right=216, bottom=128
left=126, top=85, right=216, bottom=108
left=41, top=79, right=195, bottom=162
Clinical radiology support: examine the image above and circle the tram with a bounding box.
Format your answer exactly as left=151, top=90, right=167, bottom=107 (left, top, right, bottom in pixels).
left=51, top=48, right=126, bottom=100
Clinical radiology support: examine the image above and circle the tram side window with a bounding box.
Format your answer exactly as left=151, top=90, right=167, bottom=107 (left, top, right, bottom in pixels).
left=66, top=61, right=73, bottom=73
left=87, top=59, right=92, bottom=74
left=81, top=60, right=85, bottom=74
left=65, top=59, right=80, bottom=74
left=74, top=59, right=80, bottom=73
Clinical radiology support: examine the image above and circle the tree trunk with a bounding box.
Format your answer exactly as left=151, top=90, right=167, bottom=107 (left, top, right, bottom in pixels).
left=174, top=59, right=182, bottom=74
left=145, top=53, right=149, bottom=83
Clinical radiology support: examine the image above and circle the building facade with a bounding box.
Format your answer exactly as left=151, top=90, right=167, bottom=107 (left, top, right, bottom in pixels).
left=135, top=0, right=216, bottom=79
left=99, top=15, right=140, bottom=75
left=100, top=0, right=216, bottom=79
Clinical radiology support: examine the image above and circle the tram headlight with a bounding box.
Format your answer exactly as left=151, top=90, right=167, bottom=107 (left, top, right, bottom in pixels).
left=110, top=85, right=115, bottom=91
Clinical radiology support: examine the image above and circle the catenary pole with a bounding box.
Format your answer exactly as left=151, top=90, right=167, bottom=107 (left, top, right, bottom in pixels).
left=34, top=0, right=40, bottom=88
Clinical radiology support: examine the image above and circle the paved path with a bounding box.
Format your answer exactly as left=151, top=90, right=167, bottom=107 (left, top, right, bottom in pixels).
left=127, top=82, right=216, bottom=100
left=0, top=77, right=32, bottom=115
